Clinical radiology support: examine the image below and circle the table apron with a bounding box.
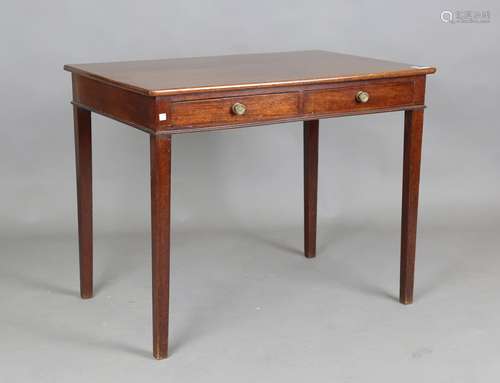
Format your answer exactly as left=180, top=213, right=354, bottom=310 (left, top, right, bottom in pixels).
left=71, top=74, right=427, bottom=135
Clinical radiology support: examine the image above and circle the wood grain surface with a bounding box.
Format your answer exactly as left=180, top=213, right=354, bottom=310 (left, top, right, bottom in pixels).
left=65, top=50, right=435, bottom=96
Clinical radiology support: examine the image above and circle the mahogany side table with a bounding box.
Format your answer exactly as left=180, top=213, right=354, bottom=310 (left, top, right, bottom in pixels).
left=64, top=50, right=436, bottom=359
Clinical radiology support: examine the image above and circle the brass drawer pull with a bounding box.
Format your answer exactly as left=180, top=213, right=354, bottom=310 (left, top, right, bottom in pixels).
left=355, top=91, right=370, bottom=103
left=231, top=102, right=247, bottom=115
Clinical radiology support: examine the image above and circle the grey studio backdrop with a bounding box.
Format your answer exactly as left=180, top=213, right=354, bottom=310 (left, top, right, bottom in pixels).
left=1, top=0, right=499, bottom=236
left=1, top=0, right=500, bottom=382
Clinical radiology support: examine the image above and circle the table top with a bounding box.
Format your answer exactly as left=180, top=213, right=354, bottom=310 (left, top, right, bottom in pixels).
left=64, top=50, right=435, bottom=97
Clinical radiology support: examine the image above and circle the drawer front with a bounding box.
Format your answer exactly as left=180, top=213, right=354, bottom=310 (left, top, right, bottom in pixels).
left=170, top=92, right=300, bottom=127
left=304, top=80, right=416, bottom=115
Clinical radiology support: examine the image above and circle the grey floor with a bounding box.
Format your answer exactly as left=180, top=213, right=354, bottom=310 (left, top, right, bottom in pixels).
left=1, top=217, right=500, bottom=382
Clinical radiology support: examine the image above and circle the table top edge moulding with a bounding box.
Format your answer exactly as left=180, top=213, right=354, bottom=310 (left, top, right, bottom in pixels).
left=64, top=50, right=436, bottom=96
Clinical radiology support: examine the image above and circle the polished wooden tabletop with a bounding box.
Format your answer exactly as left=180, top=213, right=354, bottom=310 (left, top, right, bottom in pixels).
left=64, top=50, right=435, bottom=96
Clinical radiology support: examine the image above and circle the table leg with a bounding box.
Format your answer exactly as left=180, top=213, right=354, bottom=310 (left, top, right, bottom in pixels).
left=304, top=120, right=319, bottom=258
left=150, top=134, right=172, bottom=359
left=73, top=105, right=93, bottom=299
left=400, top=109, right=424, bottom=304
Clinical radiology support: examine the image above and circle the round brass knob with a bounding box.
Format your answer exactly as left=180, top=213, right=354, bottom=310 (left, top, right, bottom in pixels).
left=355, top=91, right=370, bottom=103
left=231, top=102, right=247, bottom=116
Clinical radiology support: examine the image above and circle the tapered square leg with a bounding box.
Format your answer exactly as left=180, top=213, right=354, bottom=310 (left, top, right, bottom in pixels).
left=304, top=120, right=319, bottom=258
left=400, top=110, right=424, bottom=305
left=73, top=106, right=93, bottom=299
left=150, top=134, right=172, bottom=359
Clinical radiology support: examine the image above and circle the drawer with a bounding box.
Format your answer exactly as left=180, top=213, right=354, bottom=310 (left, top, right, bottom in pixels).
left=304, top=79, right=416, bottom=115
left=170, top=92, right=300, bottom=127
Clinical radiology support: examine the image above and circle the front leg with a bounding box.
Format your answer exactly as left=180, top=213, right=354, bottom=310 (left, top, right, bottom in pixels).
left=304, top=120, right=319, bottom=258
left=150, top=134, right=172, bottom=359
left=400, top=109, right=424, bottom=304
left=74, top=106, right=93, bottom=299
